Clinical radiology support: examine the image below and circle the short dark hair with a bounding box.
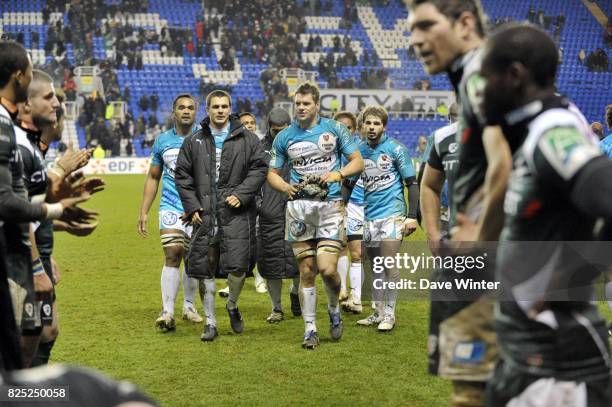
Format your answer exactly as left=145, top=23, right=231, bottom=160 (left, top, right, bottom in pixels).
left=238, top=112, right=256, bottom=121
left=295, top=81, right=320, bottom=104
left=0, top=40, right=30, bottom=88
left=406, top=0, right=487, bottom=37
left=205, top=89, right=231, bottom=107
left=606, top=104, right=612, bottom=129
left=173, top=93, right=197, bottom=110
left=486, top=23, right=558, bottom=89
left=333, top=111, right=357, bottom=130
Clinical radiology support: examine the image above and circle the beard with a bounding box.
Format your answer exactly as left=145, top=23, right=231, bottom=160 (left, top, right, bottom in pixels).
left=13, top=79, right=28, bottom=103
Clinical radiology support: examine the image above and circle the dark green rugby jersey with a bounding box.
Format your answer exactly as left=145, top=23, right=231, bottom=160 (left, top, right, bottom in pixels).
left=496, top=97, right=609, bottom=381
left=427, top=121, right=459, bottom=220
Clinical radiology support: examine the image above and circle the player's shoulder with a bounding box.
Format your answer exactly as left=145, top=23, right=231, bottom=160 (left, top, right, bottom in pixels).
left=275, top=123, right=296, bottom=142
left=385, top=136, right=408, bottom=153
left=433, top=122, right=459, bottom=146
left=523, top=107, right=594, bottom=160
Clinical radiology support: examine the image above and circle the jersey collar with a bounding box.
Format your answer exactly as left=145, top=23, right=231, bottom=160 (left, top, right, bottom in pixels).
left=0, top=98, right=18, bottom=121
left=368, top=133, right=388, bottom=148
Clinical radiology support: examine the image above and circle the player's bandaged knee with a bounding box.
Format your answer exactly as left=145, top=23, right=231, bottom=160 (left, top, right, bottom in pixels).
left=317, top=241, right=342, bottom=256
left=293, top=248, right=316, bottom=261
left=161, top=233, right=184, bottom=248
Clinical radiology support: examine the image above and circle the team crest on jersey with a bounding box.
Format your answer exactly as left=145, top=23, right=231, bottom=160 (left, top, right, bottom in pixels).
left=43, top=304, right=52, bottom=316
left=162, top=211, right=179, bottom=226
left=317, top=133, right=336, bottom=153
left=290, top=220, right=307, bottom=237
left=448, top=143, right=458, bottom=154
left=25, top=303, right=34, bottom=317
left=377, top=154, right=392, bottom=171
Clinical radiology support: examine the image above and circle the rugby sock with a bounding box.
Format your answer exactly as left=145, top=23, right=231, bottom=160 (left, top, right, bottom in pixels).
left=227, top=273, right=245, bottom=310
left=201, top=279, right=217, bottom=326
left=182, top=271, right=198, bottom=309
left=324, top=280, right=340, bottom=313
left=301, top=286, right=317, bottom=333
left=605, top=281, right=612, bottom=312
left=266, top=279, right=283, bottom=312
left=349, top=261, right=363, bottom=303
left=161, top=266, right=180, bottom=315
left=383, top=268, right=400, bottom=317
left=290, top=277, right=300, bottom=295
left=30, top=339, right=55, bottom=366
left=337, top=254, right=348, bottom=293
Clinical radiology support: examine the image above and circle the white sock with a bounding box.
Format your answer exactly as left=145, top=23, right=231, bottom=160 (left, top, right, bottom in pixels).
left=200, top=279, right=217, bottom=326
left=182, top=271, right=198, bottom=309
left=227, top=273, right=245, bottom=310
left=161, top=266, right=180, bottom=315
left=254, top=269, right=264, bottom=286
left=301, top=286, right=317, bottom=333
left=267, top=279, right=282, bottom=312
left=324, top=279, right=340, bottom=313
left=337, top=254, right=348, bottom=292
left=290, top=277, right=300, bottom=295
left=383, top=268, right=399, bottom=317
left=349, top=261, right=363, bottom=303
left=605, top=281, right=612, bottom=312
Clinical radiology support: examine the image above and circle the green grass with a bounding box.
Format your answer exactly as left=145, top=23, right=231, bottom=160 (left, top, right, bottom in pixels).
left=52, top=174, right=449, bottom=406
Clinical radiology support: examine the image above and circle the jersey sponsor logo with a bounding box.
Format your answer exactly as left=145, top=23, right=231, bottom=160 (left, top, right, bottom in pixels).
left=317, top=133, right=337, bottom=153
left=162, top=211, right=179, bottom=226
left=538, top=127, right=600, bottom=180
left=443, top=159, right=459, bottom=171
left=161, top=148, right=180, bottom=177
left=362, top=159, right=397, bottom=192
left=346, top=217, right=363, bottom=233
left=448, top=142, right=458, bottom=154
left=289, top=141, right=337, bottom=175
left=451, top=341, right=486, bottom=364
left=289, top=220, right=307, bottom=237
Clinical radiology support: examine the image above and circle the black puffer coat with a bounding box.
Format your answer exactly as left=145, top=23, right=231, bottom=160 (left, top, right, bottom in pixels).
left=175, top=115, right=267, bottom=279
left=256, top=133, right=299, bottom=280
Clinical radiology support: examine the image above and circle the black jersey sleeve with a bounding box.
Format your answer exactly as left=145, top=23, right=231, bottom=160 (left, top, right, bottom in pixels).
left=427, top=142, right=444, bottom=172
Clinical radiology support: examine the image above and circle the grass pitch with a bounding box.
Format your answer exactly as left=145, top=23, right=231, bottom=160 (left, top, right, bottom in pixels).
left=53, top=174, right=447, bottom=406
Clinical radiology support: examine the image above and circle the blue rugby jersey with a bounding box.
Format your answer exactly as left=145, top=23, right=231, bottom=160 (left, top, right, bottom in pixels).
left=150, top=124, right=201, bottom=212
left=359, top=134, right=415, bottom=220
left=269, top=116, right=358, bottom=201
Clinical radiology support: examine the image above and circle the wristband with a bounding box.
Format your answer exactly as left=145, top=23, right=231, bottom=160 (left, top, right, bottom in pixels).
left=49, top=162, right=67, bottom=178
left=32, top=257, right=45, bottom=276
left=45, top=203, right=63, bottom=219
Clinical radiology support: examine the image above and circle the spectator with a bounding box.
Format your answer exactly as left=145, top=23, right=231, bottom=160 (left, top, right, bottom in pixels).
left=139, top=94, right=150, bottom=111
left=150, top=91, right=159, bottom=111
left=591, top=122, right=604, bottom=140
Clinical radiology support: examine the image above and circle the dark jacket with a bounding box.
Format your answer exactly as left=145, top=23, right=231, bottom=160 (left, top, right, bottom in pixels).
left=256, top=133, right=298, bottom=280
left=175, top=115, right=268, bottom=279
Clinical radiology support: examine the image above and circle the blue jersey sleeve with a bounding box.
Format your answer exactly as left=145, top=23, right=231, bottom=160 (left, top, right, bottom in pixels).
left=393, top=142, right=416, bottom=179
left=600, top=136, right=612, bottom=159
left=334, top=121, right=358, bottom=156
left=269, top=130, right=288, bottom=169
left=150, top=136, right=163, bottom=167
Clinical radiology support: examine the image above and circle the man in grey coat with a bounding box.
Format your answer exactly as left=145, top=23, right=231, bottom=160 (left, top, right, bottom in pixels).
left=175, top=90, right=267, bottom=342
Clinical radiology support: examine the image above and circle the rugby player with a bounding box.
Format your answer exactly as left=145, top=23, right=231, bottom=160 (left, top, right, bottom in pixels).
left=407, top=0, right=510, bottom=403
left=267, top=81, right=364, bottom=349
left=334, top=110, right=365, bottom=314
left=176, top=90, right=267, bottom=341
left=355, top=105, right=419, bottom=331
left=138, top=93, right=203, bottom=332
left=479, top=24, right=612, bottom=406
